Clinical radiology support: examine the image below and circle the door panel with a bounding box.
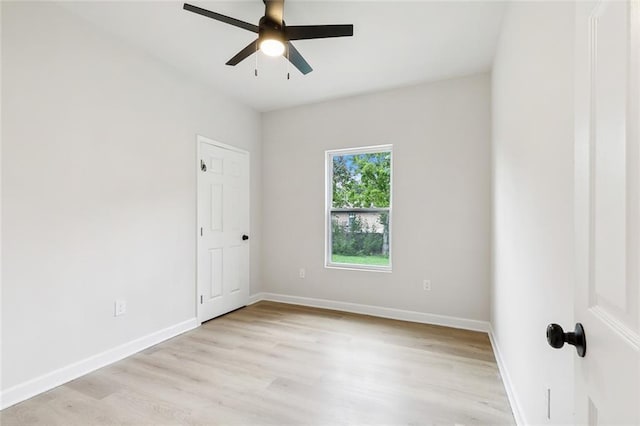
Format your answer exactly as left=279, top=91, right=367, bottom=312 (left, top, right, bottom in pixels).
left=209, top=156, right=224, bottom=174
left=227, top=245, right=241, bottom=293
left=209, top=248, right=223, bottom=299
left=210, top=184, right=223, bottom=231
left=593, top=0, right=633, bottom=316
left=230, top=184, right=241, bottom=231
left=575, top=1, right=640, bottom=424
left=197, top=138, right=250, bottom=322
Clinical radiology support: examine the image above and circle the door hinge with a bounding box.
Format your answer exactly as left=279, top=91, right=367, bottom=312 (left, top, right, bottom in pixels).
left=200, top=160, right=207, bottom=172
left=200, top=295, right=203, bottom=304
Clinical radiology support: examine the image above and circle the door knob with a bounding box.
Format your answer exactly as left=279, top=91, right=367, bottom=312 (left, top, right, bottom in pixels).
left=242, top=234, right=249, bottom=241
left=546, top=323, right=586, bottom=357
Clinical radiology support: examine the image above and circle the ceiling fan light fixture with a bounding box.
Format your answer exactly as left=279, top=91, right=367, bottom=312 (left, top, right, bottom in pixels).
left=183, top=1, right=354, bottom=75
left=259, top=38, right=285, bottom=57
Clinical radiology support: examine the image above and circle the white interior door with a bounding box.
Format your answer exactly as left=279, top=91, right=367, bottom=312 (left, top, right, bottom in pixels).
left=575, top=1, right=640, bottom=424
left=197, top=137, right=250, bottom=323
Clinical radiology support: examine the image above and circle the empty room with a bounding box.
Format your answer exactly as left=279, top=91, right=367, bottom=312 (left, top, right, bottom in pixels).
left=1, top=0, right=638, bottom=425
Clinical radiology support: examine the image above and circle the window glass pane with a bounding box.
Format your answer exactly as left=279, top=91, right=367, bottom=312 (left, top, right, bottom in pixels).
left=331, top=211, right=389, bottom=266
left=332, top=152, right=391, bottom=209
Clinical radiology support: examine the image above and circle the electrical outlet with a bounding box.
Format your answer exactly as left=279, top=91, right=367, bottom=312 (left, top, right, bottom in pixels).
left=423, top=280, right=431, bottom=291
left=114, top=300, right=127, bottom=317
left=299, top=268, right=306, bottom=279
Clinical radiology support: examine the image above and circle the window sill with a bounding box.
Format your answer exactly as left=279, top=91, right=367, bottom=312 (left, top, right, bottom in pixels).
left=324, top=263, right=392, bottom=273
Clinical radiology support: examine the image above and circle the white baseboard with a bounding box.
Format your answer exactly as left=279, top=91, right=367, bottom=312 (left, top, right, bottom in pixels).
left=488, top=326, right=526, bottom=426
left=248, top=292, right=490, bottom=332
left=248, top=292, right=263, bottom=305
left=0, top=318, right=199, bottom=410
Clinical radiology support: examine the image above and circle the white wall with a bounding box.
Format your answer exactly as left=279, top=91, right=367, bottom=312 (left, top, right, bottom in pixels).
left=491, top=2, right=575, bottom=424
left=262, top=74, right=492, bottom=322
left=1, top=1, right=261, bottom=396
left=0, top=0, right=4, bottom=401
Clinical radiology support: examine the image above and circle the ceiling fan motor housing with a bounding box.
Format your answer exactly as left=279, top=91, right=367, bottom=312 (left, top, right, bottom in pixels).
left=259, top=16, right=285, bottom=44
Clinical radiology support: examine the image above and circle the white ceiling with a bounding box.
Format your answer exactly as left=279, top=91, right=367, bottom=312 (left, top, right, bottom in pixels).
left=60, top=1, right=506, bottom=112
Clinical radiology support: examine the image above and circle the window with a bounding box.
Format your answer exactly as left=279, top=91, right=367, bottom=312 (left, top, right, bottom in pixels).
left=326, top=145, right=392, bottom=271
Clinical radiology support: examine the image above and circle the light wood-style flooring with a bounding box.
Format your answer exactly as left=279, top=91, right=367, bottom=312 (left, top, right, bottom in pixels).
left=1, top=301, right=515, bottom=425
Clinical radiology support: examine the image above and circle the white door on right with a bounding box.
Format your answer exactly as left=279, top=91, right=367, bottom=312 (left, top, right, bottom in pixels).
left=575, top=1, right=640, bottom=424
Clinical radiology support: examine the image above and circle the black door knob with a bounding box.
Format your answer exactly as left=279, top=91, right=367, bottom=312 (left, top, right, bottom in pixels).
left=242, top=234, right=249, bottom=241
left=546, top=323, right=586, bottom=357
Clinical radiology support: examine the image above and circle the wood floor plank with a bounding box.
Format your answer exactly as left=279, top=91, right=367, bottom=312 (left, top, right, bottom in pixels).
left=1, top=302, right=515, bottom=425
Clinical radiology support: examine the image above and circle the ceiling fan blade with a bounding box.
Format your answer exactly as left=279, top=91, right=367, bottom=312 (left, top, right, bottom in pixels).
left=265, top=0, right=284, bottom=24
left=286, top=42, right=312, bottom=75
left=226, top=39, right=259, bottom=66
left=286, top=24, right=353, bottom=40
left=183, top=3, right=258, bottom=33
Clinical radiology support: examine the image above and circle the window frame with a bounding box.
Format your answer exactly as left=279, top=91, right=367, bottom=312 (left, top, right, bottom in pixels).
left=325, top=144, right=393, bottom=272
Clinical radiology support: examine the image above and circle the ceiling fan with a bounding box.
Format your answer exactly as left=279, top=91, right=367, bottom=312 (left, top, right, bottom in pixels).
left=183, top=1, right=354, bottom=75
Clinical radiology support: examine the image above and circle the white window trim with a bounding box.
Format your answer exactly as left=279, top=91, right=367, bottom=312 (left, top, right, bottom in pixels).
left=325, top=144, right=393, bottom=272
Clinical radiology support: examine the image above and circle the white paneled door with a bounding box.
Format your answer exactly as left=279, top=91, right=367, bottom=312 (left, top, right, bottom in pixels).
left=575, top=1, right=640, bottom=424
left=197, top=137, right=249, bottom=323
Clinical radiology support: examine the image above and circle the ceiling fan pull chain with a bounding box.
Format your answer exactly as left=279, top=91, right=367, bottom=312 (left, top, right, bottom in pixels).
left=286, top=47, right=290, bottom=80
left=254, top=43, right=259, bottom=77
